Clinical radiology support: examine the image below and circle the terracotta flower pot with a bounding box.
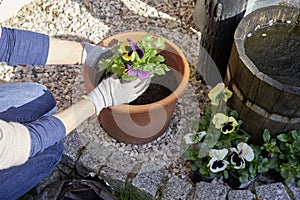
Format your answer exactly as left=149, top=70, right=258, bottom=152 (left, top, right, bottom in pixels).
left=83, top=32, right=190, bottom=144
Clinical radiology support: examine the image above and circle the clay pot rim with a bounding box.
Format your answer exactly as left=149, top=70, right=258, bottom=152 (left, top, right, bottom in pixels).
left=234, top=5, right=300, bottom=95
left=95, top=31, right=190, bottom=114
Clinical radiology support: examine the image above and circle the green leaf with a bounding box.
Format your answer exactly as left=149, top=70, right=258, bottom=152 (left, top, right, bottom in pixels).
left=249, top=165, right=255, bottom=174
left=263, top=129, right=271, bottom=142
left=285, top=177, right=295, bottom=184
left=150, top=55, right=165, bottom=63
left=111, top=63, right=125, bottom=76
left=191, top=164, right=197, bottom=171
left=223, top=170, right=229, bottom=179
left=154, top=37, right=165, bottom=49
left=142, top=64, right=155, bottom=72
left=182, top=148, right=193, bottom=160
left=154, top=67, right=166, bottom=75
left=277, top=134, right=288, bottom=142
left=199, top=166, right=207, bottom=175
left=239, top=173, right=249, bottom=184
left=297, top=180, right=300, bottom=187
left=229, top=109, right=239, bottom=119
left=140, top=34, right=153, bottom=49
left=291, top=130, right=299, bottom=140
left=163, top=64, right=170, bottom=71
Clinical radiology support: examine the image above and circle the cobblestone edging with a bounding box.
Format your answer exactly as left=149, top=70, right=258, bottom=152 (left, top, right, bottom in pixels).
left=37, top=127, right=299, bottom=200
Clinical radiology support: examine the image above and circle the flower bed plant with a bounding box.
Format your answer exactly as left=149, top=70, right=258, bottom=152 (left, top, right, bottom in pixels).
left=262, top=129, right=300, bottom=186
left=182, top=83, right=281, bottom=188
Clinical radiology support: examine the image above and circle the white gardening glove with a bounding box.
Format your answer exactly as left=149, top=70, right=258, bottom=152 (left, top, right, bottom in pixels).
left=82, top=43, right=113, bottom=68
left=86, top=74, right=151, bottom=115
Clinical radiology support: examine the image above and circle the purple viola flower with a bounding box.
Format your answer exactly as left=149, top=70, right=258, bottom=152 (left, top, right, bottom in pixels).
left=127, top=64, right=152, bottom=80
left=127, top=38, right=144, bottom=59
left=268, top=157, right=273, bottom=161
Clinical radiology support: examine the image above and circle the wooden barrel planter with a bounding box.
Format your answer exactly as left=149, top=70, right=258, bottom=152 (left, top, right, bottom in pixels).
left=225, top=6, right=300, bottom=144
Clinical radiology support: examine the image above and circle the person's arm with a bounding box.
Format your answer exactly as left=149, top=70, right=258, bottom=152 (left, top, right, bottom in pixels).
left=53, top=99, right=95, bottom=134
left=0, top=26, right=50, bottom=66
left=54, top=73, right=151, bottom=134
left=46, top=37, right=84, bottom=65
left=0, top=26, right=86, bottom=66
left=0, top=25, right=108, bottom=66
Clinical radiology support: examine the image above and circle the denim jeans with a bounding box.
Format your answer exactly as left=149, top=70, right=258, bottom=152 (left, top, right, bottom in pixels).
left=0, top=82, right=56, bottom=122
left=0, top=82, right=63, bottom=200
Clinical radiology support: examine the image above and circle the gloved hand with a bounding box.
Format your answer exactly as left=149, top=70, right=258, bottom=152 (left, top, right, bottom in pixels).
left=86, top=74, right=150, bottom=115
left=81, top=43, right=113, bottom=68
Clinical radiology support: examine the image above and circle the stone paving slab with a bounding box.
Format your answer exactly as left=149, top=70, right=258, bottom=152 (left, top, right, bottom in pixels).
left=160, top=176, right=193, bottom=200
left=131, top=164, right=169, bottom=198
left=228, top=190, right=255, bottom=200
left=76, top=142, right=115, bottom=174
left=192, top=182, right=227, bottom=200
left=288, top=184, right=300, bottom=200
left=255, top=183, right=291, bottom=200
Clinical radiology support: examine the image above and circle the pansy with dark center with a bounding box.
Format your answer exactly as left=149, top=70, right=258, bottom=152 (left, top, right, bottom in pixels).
left=212, top=113, right=238, bottom=134
left=211, top=160, right=226, bottom=171
left=221, top=121, right=235, bottom=134
left=230, top=142, right=254, bottom=169
left=208, top=83, right=233, bottom=106
left=120, top=38, right=144, bottom=61
left=207, top=149, right=229, bottom=173
left=230, top=151, right=245, bottom=168
left=98, top=34, right=169, bottom=81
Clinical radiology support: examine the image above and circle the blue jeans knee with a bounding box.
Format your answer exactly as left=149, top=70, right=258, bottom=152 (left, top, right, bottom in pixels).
left=0, top=82, right=56, bottom=123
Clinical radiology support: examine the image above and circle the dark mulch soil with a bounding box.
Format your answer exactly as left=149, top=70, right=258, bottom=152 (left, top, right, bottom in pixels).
left=130, top=70, right=178, bottom=105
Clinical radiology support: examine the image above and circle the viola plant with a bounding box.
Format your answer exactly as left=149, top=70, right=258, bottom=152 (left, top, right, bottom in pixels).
left=229, top=142, right=254, bottom=170
left=207, top=149, right=229, bottom=173
left=222, top=142, right=270, bottom=186
left=98, top=34, right=170, bottom=81
left=212, top=113, right=238, bottom=134
left=182, top=83, right=271, bottom=187
left=207, top=83, right=232, bottom=106
left=196, top=83, right=237, bottom=158
left=262, top=129, right=300, bottom=186
left=183, top=83, right=300, bottom=188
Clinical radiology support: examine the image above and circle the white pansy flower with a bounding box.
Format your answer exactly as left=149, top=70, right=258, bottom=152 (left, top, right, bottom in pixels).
left=207, top=149, right=229, bottom=173
left=208, top=83, right=233, bottom=106
left=230, top=142, right=254, bottom=169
